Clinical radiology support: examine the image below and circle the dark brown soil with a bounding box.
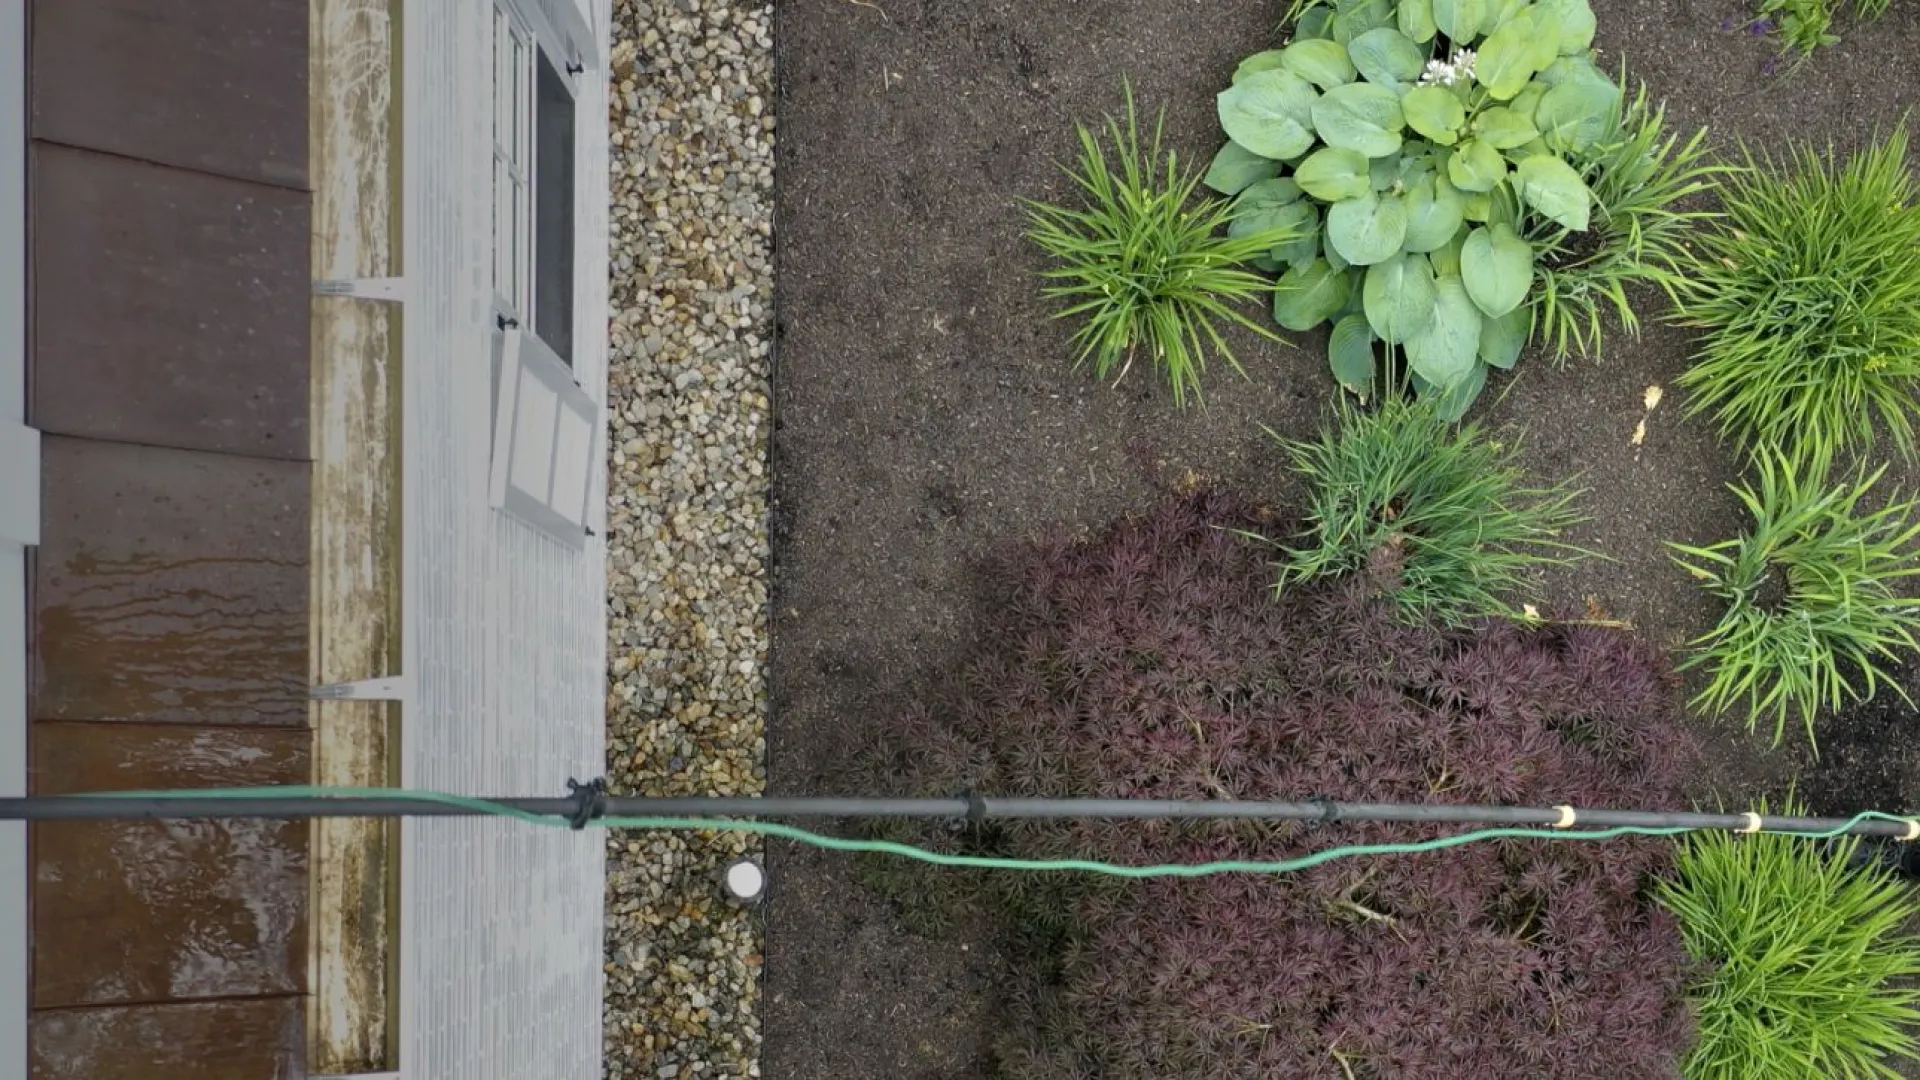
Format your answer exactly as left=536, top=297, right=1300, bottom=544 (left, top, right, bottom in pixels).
left=766, top=0, right=1920, bottom=1075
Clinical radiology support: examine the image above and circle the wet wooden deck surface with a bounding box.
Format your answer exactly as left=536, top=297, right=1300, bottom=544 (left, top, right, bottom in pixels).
left=24, top=1, right=315, bottom=1076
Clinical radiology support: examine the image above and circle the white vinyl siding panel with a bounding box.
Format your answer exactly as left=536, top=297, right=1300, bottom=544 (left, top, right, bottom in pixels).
left=398, top=1, right=609, bottom=1079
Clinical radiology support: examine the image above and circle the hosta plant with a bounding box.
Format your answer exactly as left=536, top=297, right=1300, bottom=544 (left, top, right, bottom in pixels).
left=1027, top=87, right=1299, bottom=407
left=1657, top=802, right=1920, bottom=1080
left=1669, top=450, right=1920, bottom=747
left=1674, top=124, right=1920, bottom=465
left=1209, top=0, right=1626, bottom=416
left=1277, top=399, right=1588, bottom=625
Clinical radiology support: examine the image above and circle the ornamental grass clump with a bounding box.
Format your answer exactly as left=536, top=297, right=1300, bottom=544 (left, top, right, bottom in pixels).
left=1657, top=802, right=1920, bottom=1080
left=1277, top=399, right=1587, bottom=625
left=1675, top=124, right=1920, bottom=465
left=1025, top=87, right=1296, bottom=407
left=869, top=489, right=1696, bottom=1079
left=1669, top=450, right=1920, bottom=747
left=1527, top=82, right=1723, bottom=361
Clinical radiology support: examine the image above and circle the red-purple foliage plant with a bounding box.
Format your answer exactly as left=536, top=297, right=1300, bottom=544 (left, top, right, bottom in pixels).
left=872, top=488, right=1697, bottom=1079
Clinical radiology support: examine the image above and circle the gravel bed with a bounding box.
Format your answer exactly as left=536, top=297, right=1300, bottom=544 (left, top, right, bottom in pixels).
left=601, top=0, right=773, bottom=1077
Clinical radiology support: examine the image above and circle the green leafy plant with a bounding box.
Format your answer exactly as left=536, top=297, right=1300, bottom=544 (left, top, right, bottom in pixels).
left=1026, top=87, right=1297, bottom=406
left=1526, top=81, right=1723, bottom=361
left=1751, top=0, right=1891, bottom=59
left=1669, top=450, right=1920, bottom=747
left=1674, top=124, right=1920, bottom=465
left=1275, top=399, right=1587, bottom=624
left=1209, top=0, right=1627, bottom=416
left=1657, top=802, right=1920, bottom=1079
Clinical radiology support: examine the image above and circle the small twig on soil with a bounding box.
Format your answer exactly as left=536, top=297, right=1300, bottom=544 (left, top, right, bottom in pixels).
left=841, top=0, right=889, bottom=21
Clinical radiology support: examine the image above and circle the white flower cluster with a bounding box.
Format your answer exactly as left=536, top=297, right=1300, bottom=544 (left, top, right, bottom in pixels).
left=1418, top=48, right=1478, bottom=86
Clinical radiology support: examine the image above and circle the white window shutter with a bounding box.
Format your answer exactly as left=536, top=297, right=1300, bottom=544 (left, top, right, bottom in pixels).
left=490, top=328, right=597, bottom=545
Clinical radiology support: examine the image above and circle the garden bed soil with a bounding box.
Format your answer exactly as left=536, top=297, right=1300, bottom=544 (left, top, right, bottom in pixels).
left=767, top=0, right=1920, bottom=1075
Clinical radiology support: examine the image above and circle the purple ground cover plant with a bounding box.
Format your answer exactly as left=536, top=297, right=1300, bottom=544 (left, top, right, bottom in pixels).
left=868, top=488, right=1697, bottom=1079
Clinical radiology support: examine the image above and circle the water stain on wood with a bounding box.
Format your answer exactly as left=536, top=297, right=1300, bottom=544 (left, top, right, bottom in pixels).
left=31, top=996, right=305, bottom=1080
left=33, top=437, right=309, bottom=727
left=307, top=0, right=400, bottom=1069
left=30, top=722, right=310, bottom=1008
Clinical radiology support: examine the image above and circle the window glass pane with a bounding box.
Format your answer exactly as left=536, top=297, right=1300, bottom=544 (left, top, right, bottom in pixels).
left=493, top=11, right=510, bottom=153
left=492, top=161, right=510, bottom=303
left=514, top=177, right=529, bottom=315
left=512, top=34, right=528, bottom=166
left=534, top=53, right=575, bottom=365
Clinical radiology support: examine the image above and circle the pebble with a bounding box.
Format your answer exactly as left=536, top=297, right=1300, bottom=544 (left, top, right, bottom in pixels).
left=603, top=0, right=772, bottom=1077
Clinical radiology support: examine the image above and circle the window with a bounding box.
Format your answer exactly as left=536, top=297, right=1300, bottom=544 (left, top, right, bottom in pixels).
left=492, top=3, right=575, bottom=366
left=489, top=0, right=595, bottom=545
left=491, top=7, right=530, bottom=327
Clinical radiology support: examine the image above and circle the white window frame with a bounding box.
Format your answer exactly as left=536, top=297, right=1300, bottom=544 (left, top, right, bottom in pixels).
left=489, top=0, right=598, bottom=547
left=490, top=5, right=534, bottom=330
left=1, top=4, right=32, bottom=1080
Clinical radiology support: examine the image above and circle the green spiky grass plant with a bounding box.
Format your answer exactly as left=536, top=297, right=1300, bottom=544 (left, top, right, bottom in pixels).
left=1674, top=123, right=1920, bottom=465
left=1670, top=450, right=1920, bottom=748
left=1657, top=802, right=1920, bottom=1080
left=1275, top=400, right=1588, bottom=626
left=1527, top=83, right=1725, bottom=362
left=1025, top=87, right=1295, bottom=407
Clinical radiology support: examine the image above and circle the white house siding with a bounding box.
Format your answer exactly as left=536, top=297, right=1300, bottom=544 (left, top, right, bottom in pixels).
left=398, top=2, right=611, bottom=1079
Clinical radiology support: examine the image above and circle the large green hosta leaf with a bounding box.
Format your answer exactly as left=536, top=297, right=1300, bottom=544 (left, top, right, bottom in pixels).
left=1273, top=258, right=1353, bottom=330
left=1402, top=85, right=1467, bottom=145
left=1294, top=146, right=1373, bottom=202
left=1326, top=191, right=1410, bottom=265
left=1478, top=305, right=1529, bottom=369
left=1281, top=38, right=1358, bottom=89
left=1233, top=50, right=1289, bottom=83
left=1459, top=223, right=1533, bottom=318
left=1535, top=75, right=1620, bottom=153
left=1312, top=82, right=1406, bottom=158
left=1404, top=274, right=1482, bottom=387
left=1402, top=173, right=1466, bottom=252
left=1332, top=0, right=1397, bottom=44
left=1328, top=314, right=1378, bottom=395
left=1431, top=0, right=1487, bottom=43
left=1363, top=252, right=1438, bottom=343
left=1538, top=0, right=1597, bottom=54
left=1446, top=138, right=1506, bottom=192
left=1514, top=154, right=1592, bottom=230
left=1231, top=179, right=1318, bottom=268
left=1471, top=106, right=1539, bottom=150
left=1204, top=140, right=1283, bottom=195
left=1347, top=27, right=1426, bottom=87
left=1423, top=359, right=1489, bottom=421
left=1217, top=70, right=1319, bottom=161
left=1473, top=16, right=1551, bottom=99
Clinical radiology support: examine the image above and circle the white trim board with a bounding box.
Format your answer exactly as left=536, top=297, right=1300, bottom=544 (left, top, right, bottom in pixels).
left=2, top=1, right=31, bottom=1078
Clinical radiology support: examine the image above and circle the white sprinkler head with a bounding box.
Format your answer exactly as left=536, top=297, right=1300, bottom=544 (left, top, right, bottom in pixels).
left=723, top=856, right=767, bottom=905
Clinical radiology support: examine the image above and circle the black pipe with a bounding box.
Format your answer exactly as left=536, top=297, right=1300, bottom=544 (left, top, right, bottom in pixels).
left=0, top=792, right=1914, bottom=840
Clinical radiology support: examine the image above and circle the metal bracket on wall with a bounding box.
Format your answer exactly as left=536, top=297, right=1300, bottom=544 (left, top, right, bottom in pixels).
left=314, top=277, right=407, bottom=303
left=310, top=677, right=410, bottom=702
